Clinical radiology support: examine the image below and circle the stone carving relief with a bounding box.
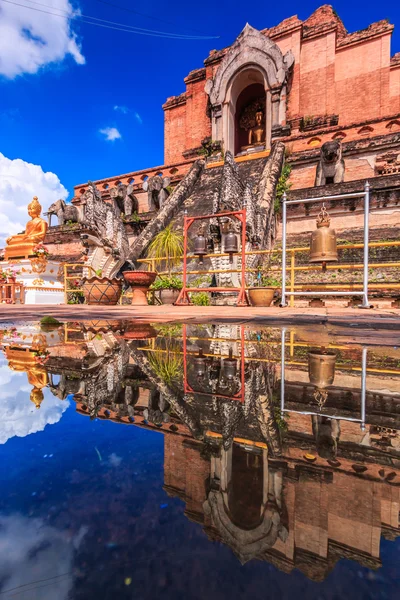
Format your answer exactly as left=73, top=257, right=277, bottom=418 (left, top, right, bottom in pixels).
left=143, top=175, right=171, bottom=211
left=109, top=184, right=138, bottom=217
left=80, top=181, right=130, bottom=278
left=315, top=140, right=345, bottom=186
left=46, top=199, right=80, bottom=227
left=207, top=151, right=261, bottom=291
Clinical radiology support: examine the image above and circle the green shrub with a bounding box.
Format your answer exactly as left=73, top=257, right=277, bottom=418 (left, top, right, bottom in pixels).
left=150, top=276, right=183, bottom=291
left=190, top=292, right=210, bottom=306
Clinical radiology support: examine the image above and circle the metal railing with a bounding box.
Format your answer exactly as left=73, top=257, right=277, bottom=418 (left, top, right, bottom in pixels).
left=63, top=263, right=96, bottom=304
left=281, top=183, right=370, bottom=307
left=137, top=240, right=400, bottom=305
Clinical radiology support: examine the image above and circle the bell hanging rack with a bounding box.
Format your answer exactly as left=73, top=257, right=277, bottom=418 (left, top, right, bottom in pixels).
left=280, top=181, right=371, bottom=308
left=175, top=205, right=248, bottom=306
left=182, top=324, right=246, bottom=402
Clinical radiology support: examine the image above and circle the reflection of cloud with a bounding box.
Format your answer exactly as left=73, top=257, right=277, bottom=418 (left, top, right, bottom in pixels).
left=0, top=514, right=85, bottom=599
left=0, top=357, right=69, bottom=444
left=108, top=453, right=122, bottom=467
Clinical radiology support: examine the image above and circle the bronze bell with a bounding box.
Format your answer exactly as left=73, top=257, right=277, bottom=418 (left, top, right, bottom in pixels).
left=224, top=222, right=239, bottom=263
left=308, top=350, right=336, bottom=388
left=193, top=348, right=207, bottom=378
left=222, top=348, right=237, bottom=381
left=193, top=224, right=207, bottom=264
left=308, top=350, right=336, bottom=410
left=310, top=204, right=338, bottom=270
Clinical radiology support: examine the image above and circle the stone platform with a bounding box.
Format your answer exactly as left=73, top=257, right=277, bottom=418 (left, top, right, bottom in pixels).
left=1, top=305, right=400, bottom=335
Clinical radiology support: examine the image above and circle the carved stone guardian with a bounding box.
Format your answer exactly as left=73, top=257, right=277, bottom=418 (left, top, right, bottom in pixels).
left=315, top=140, right=345, bottom=186
left=143, top=175, right=171, bottom=211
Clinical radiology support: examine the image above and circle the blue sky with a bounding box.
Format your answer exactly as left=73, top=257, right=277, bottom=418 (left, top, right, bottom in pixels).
left=1, top=0, right=400, bottom=214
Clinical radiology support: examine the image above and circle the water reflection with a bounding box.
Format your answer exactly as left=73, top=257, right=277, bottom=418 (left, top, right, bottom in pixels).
left=0, top=320, right=399, bottom=591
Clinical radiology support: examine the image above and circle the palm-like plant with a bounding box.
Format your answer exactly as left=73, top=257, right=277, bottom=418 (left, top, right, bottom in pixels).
left=148, top=346, right=183, bottom=387
left=147, top=225, right=184, bottom=277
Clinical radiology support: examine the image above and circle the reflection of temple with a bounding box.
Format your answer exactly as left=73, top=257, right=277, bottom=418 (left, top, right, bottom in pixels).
left=18, top=322, right=399, bottom=581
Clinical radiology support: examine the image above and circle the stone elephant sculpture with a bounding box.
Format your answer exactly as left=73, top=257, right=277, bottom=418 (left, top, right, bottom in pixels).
left=109, top=184, right=138, bottom=217
left=143, top=175, right=171, bottom=211
left=46, top=199, right=80, bottom=226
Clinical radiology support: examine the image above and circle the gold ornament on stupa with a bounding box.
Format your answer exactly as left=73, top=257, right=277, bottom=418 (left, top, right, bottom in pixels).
left=5, top=196, right=48, bottom=260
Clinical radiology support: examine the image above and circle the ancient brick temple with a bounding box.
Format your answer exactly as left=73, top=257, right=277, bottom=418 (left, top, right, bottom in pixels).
left=45, top=5, right=400, bottom=294
left=72, top=5, right=400, bottom=201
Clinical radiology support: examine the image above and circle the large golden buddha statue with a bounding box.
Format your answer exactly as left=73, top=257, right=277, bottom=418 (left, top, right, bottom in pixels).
left=5, top=196, right=48, bottom=259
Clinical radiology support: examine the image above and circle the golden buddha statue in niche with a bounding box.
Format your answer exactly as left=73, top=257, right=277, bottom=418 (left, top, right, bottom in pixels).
left=248, top=109, right=265, bottom=146
left=5, top=196, right=48, bottom=259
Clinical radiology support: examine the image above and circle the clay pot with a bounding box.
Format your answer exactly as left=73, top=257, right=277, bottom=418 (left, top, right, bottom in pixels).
left=82, top=277, right=122, bottom=305
left=124, top=323, right=157, bottom=340
left=122, top=271, right=157, bottom=306
left=160, top=289, right=180, bottom=305
left=247, top=287, right=276, bottom=307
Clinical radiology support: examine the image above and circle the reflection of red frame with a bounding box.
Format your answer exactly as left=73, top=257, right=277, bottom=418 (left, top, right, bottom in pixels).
left=175, top=209, right=248, bottom=306
left=182, top=324, right=246, bottom=402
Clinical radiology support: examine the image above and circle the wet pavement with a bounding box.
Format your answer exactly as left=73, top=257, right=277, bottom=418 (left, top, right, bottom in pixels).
left=0, top=319, right=399, bottom=599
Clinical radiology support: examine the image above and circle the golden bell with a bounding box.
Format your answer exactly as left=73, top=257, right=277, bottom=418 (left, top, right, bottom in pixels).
left=308, top=351, right=336, bottom=389
left=309, top=205, right=338, bottom=266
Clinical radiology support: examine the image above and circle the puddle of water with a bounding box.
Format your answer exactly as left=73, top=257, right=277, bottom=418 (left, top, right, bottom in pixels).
left=0, top=320, right=399, bottom=599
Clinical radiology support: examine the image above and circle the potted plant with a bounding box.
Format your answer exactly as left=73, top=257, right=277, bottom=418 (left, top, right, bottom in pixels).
left=146, top=225, right=185, bottom=304
left=248, top=268, right=281, bottom=307
left=82, top=269, right=122, bottom=305
left=150, top=275, right=183, bottom=305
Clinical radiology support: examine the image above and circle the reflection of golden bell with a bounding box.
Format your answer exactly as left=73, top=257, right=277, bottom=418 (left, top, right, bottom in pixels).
left=30, top=388, right=44, bottom=409
left=313, top=389, right=328, bottom=410
left=308, top=351, right=336, bottom=388
left=309, top=206, right=338, bottom=266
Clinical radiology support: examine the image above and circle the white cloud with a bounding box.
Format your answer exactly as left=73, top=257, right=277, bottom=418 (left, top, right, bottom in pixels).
left=134, top=112, right=143, bottom=125
left=0, top=0, right=85, bottom=79
left=0, top=356, right=69, bottom=444
left=0, top=515, right=86, bottom=599
left=113, top=105, right=129, bottom=114
left=99, top=127, right=122, bottom=141
left=0, top=152, right=68, bottom=247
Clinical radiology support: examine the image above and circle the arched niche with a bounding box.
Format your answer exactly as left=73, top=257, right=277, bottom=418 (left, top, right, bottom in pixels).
left=203, top=446, right=289, bottom=563
left=206, top=24, right=294, bottom=156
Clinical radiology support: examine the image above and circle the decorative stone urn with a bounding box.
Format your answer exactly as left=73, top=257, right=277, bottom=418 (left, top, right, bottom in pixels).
left=122, top=271, right=157, bottom=306
left=82, top=277, right=122, bottom=305
left=247, top=287, right=276, bottom=307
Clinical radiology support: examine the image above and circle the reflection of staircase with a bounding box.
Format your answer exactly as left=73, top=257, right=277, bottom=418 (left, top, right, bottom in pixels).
left=86, top=331, right=118, bottom=357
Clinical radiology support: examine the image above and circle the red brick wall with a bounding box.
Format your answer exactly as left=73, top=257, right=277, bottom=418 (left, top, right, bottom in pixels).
left=185, top=79, right=211, bottom=153
left=390, top=67, right=400, bottom=114
left=164, top=101, right=189, bottom=164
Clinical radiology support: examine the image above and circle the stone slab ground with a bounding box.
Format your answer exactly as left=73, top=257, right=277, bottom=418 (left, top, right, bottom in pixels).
left=1, top=304, right=400, bottom=330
